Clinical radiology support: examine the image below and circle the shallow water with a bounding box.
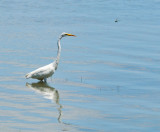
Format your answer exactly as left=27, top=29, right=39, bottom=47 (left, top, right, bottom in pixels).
left=0, top=0, right=160, bottom=132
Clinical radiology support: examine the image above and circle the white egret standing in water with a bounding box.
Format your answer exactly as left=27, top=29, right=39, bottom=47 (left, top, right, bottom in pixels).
left=25, top=32, right=76, bottom=82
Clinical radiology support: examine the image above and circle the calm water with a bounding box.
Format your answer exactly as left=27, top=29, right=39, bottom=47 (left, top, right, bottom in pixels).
left=0, top=0, right=160, bottom=132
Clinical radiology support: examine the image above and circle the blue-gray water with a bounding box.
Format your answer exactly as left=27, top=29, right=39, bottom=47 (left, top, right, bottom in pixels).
left=0, top=0, right=160, bottom=132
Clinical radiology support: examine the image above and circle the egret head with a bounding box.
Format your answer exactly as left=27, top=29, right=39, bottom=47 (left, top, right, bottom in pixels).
left=61, top=32, right=76, bottom=38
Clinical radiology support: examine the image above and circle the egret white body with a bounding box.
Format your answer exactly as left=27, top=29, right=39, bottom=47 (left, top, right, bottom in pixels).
left=25, top=32, right=76, bottom=82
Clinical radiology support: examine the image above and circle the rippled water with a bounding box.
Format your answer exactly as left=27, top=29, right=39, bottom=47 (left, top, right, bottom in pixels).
left=0, top=0, right=160, bottom=132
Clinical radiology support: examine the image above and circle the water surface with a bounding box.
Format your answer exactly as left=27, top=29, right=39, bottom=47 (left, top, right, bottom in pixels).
left=0, top=0, right=160, bottom=132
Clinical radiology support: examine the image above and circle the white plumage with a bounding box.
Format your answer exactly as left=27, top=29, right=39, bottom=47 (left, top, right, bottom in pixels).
left=25, top=32, right=76, bottom=82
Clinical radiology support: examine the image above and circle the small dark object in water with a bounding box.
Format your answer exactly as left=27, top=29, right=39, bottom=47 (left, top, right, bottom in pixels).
left=115, top=19, right=119, bottom=23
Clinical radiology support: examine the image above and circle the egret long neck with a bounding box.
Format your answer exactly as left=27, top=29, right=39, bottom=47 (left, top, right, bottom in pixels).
left=55, top=36, right=62, bottom=69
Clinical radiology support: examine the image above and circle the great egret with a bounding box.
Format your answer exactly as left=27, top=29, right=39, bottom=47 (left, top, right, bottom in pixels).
left=25, top=32, right=76, bottom=82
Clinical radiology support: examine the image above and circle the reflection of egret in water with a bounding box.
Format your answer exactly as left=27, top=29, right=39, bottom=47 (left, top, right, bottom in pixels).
left=26, top=82, right=62, bottom=123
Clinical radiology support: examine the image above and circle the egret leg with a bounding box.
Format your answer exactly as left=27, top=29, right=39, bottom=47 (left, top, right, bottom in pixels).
left=44, top=78, right=47, bottom=82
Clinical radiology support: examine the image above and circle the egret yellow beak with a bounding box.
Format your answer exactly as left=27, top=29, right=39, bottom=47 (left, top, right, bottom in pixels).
left=66, top=33, right=76, bottom=37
